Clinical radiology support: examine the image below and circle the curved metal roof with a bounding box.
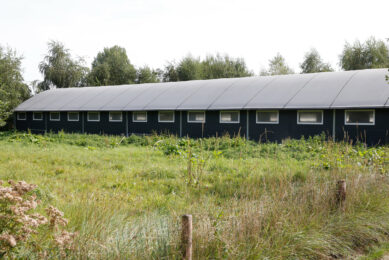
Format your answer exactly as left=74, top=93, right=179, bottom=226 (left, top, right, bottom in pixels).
left=15, top=69, right=389, bottom=112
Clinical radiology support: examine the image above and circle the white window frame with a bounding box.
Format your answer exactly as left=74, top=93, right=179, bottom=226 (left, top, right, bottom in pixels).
left=109, top=112, right=123, bottom=122
left=67, top=112, right=79, bottom=122
left=187, top=111, right=206, bottom=123
left=17, top=112, right=26, bottom=120
left=87, top=112, right=100, bottom=122
left=344, top=109, right=375, bottom=126
left=158, top=111, right=175, bottom=123
left=219, top=111, right=240, bottom=124
left=133, top=111, right=147, bottom=122
left=33, top=112, right=43, bottom=121
left=256, top=110, right=279, bottom=124
left=50, top=112, right=60, bottom=121
left=297, top=110, right=323, bottom=125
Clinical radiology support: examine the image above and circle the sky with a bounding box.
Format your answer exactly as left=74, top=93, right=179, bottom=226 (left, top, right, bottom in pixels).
left=1, top=0, right=388, bottom=85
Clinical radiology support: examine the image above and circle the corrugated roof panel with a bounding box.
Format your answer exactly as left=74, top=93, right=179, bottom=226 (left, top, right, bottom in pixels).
left=331, top=69, right=389, bottom=108
left=123, top=82, right=175, bottom=110
left=144, top=80, right=208, bottom=110
left=14, top=90, right=53, bottom=111
left=178, top=78, right=241, bottom=110
left=245, top=73, right=316, bottom=109
left=80, top=85, right=131, bottom=110
left=60, top=87, right=106, bottom=111
left=210, top=76, right=273, bottom=110
left=100, top=84, right=154, bottom=111
left=40, top=88, right=89, bottom=111
left=285, top=70, right=357, bottom=109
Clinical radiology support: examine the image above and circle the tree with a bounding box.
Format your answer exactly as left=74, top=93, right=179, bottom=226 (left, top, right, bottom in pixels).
left=0, top=46, right=30, bottom=127
left=300, top=49, right=333, bottom=73
left=136, top=66, right=160, bottom=84
left=162, top=62, right=179, bottom=82
left=201, top=54, right=253, bottom=79
left=176, top=55, right=203, bottom=81
left=38, top=41, right=89, bottom=91
left=88, top=46, right=137, bottom=86
left=260, top=53, right=294, bottom=76
left=339, top=37, right=389, bottom=70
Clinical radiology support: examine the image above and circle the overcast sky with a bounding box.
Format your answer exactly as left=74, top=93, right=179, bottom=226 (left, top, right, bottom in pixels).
left=1, top=0, right=388, bottom=85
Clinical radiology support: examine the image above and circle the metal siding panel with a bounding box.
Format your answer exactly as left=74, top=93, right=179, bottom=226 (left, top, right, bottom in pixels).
left=210, top=77, right=273, bottom=110
left=331, top=69, right=389, bottom=108
left=178, top=78, right=241, bottom=110
left=144, top=80, right=208, bottom=110
left=245, top=73, right=316, bottom=109
left=285, top=71, right=357, bottom=109
left=124, top=83, right=175, bottom=111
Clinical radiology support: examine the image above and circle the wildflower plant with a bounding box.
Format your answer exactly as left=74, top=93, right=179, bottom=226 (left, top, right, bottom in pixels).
left=0, top=180, right=75, bottom=257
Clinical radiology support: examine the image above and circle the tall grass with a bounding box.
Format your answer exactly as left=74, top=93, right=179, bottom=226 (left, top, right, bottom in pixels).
left=0, top=131, right=388, bottom=259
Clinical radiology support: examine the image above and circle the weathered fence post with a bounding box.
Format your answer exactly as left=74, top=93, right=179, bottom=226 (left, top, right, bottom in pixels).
left=181, top=214, right=192, bottom=260
left=336, top=180, right=346, bottom=210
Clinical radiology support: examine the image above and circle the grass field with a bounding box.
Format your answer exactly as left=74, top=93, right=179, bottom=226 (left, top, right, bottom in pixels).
left=0, top=131, right=389, bottom=259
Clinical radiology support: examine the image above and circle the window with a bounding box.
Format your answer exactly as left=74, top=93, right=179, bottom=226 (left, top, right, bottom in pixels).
left=158, top=111, right=175, bottom=123
left=50, top=112, right=60, bottom=121
left=67, top=112, right=79, bottom=121
left=17, top=112, right=26, bottom=120
left=187, top=111, right=205, bottom=123
left=220, top=111, right=239, bottom=123
left=133, top=112, right=147, bottom=122
left=87, top=112, right=100, bottom=122
left=33, top=112, right=43, bottom=121
left=109, top=112, right=123, bottom=122
left=345, top=110, right=374, bottom=125
left=256, top=111, right=279, bottom=124
left=297, top=110, right=323, bottom=124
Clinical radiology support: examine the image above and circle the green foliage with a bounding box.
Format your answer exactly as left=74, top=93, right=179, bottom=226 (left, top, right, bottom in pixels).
left=0, top=132, right=388, bottom=258
left=136, top=66, right=161, bottom=84
left=260, top=53, right=294, bottom=76
left=88, top=45, right=137, bottom=86
left=300, top=48, right=334, bottom=73
left=163, top=53, right=253, bottom=82
left=339, top=37, right=389, bottom=70
left=38, top=41, right=89, bottom=91
left=0, top=46, right=30, bottom=128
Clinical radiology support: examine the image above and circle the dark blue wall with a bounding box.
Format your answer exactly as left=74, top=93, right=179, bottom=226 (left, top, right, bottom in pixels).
left=14, top=109, right=389, bottom=144
left=335, top=109, right=389, bottom=145
left=128, top=111, right=180, bottom=136
left=181, top=110, right=247, bottom=138
left=249, top=110, right=333, bottom=142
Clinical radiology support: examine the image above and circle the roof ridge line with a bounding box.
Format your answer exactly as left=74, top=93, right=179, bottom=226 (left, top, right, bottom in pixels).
left=329, top=70, right=359, bottom=108
left=206, top=77, right=258, bottom=110
left=242, top=76, right=278, bottom=109
left=283, top=73, right=319, bottom=109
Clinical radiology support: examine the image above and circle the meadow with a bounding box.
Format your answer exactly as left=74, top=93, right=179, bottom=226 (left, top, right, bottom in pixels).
left=0, top=131, right=389, bottom=259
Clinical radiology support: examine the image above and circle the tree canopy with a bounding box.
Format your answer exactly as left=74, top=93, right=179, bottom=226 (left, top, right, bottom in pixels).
left=88, top=46, right=137, bottom=86
left=300, top=49, right=333, bottom=73
left=136, top=66, right=161, bottom=84
left=339, top=37, right=389, bottom=71
left=0, top=46, right=30, bottom=127
left=260, top=54, right=294, bottom=76
left=162, top=54, right=252, bottom=82
left=38, top=41, right=89, bottom=92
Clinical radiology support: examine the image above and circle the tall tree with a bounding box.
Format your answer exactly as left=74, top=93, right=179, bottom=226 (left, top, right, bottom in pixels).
left=0, top=46, right=30, bottom=127
left=300, top=49, right=333, bottom=73
left=38, top=41, right=89, bottom=91
left=339, top=37, right=389, bottom=70
left=260, top=53, right=294, bottom=76
left=201, top=54, right=253, bottom=79
left=136, top=66, right=160, bottom=84
left=88, top=46, right=137, bottom=86
left=162, top=62, right=179, bottom=82
left=176, top=55, right=203, bottom=81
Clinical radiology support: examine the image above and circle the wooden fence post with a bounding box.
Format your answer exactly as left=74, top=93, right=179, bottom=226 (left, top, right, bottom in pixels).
left=336, top=180, right=346, bottom=209
left=181, top=214, right=192, bottom=260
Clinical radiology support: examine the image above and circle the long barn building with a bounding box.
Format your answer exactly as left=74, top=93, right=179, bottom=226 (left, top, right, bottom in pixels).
left=14, top=68, right=389, bottom=144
